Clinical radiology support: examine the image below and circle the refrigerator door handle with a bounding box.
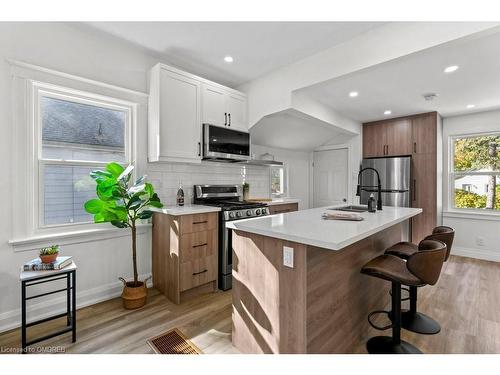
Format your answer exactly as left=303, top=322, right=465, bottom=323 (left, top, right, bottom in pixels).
left=413, top=179, right=417, bottom=201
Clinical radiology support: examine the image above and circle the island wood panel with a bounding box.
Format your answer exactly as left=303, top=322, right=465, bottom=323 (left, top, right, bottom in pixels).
left=232, top=231, right=307, bottom=353
left=268, top=202, right=299, bottom=215
left=305, top=223, right=402, bottom=353
left=231, top=222, right=404, bottom=354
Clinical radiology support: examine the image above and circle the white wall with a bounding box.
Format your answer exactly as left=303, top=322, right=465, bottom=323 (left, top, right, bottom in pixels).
left=0, top=22, right=281, bottom=332
left=252, top=145, right=311, bottom=210
left=442, top=109, right=500, bottom=261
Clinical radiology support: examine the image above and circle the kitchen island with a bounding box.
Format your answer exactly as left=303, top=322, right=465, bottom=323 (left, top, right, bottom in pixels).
left=227, top=205, right=422, bottom=353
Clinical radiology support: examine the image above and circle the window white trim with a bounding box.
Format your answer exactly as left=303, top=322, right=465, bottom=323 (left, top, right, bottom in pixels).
left=447, top=132, right=500, bottom=215
left=9, top=60, right=147, bottom=245
left=33, top=81, right=136, bottom=229
left=270, top=164, right=289, bottom=198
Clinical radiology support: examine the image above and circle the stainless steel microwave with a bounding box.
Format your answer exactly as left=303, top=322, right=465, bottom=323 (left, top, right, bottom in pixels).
left=202, top=123, right=251, bottom=161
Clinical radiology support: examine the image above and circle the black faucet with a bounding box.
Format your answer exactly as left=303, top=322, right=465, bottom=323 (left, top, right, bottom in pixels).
left=356, top=167, right=383, bottom=210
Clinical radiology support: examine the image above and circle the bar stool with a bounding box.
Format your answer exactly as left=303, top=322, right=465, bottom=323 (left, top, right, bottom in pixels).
left=361, top=239, right=447, bottom=354
left=385, top=226, right=455, bottom=335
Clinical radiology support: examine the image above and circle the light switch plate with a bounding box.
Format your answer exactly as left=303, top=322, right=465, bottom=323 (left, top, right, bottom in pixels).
left=283, top=246, right=294, bottom=268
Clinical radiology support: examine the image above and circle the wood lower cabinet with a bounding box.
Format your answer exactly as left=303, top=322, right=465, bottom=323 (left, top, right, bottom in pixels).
left=152, top=212, right=218, bottom=304
left=362, top=112, right=439, bottom=244
left=268, top=202, right=299, bottom=215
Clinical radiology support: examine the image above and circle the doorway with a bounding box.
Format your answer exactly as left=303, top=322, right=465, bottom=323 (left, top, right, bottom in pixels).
left=312, top=148, right=349, bottom=208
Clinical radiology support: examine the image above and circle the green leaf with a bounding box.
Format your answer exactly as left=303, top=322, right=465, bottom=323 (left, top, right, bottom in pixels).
left=148, top=200, right=163, bottom=208
left=118, top=165, right=134, bottom=182
left=106, top=162, right=125, bottom=178
left=110, top=221, right=128, bottom=228
left=90, top=170, right=113, bottom=182
left=84, top=199, right=103, bottom=214
left=137, top=210, right=153, bottom=220
left=144, top=182, right=154, bottom=197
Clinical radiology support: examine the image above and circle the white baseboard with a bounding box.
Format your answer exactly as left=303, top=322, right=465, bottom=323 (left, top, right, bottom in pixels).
left=0, top=273, right=153, bottom=334
left=452, top=246, right=500, bottom=262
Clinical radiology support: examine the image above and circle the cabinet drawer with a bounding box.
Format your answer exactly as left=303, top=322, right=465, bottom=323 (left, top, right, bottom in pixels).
left=180, top=255, right=217, bottom=292
left=180, top=212, right=217, bottom=234
left=180, top=230, right=217, bottom=263
left=269, top=203, right=298, bottom=215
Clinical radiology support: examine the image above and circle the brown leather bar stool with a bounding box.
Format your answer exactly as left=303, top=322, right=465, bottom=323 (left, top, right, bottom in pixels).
left=385, top=226, right=455, bottom=335
left=361, top=239, right=447, bottom=354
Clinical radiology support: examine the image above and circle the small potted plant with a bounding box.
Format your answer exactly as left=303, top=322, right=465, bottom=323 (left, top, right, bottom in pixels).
left=39, top=245, right=59, bottom=264
left=242, top=182, right=250, bottom=201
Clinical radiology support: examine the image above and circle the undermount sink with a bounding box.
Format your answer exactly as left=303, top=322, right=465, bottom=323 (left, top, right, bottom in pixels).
left=332, top=205, right=369, bottom=213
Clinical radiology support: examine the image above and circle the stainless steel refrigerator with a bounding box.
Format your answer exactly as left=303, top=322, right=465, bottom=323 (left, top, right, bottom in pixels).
left=360, top=156, right=412, bottom=240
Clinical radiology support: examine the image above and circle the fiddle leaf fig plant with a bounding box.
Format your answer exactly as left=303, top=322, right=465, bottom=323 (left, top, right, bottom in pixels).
left=84, top=162, right=163, bottom=286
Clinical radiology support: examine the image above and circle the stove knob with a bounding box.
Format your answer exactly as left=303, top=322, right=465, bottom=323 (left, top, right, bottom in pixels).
left=229, top=212, right=235, bottom=218
left=236, top=211, right=242, bottom=218
left=255, top=209, right=261, bottom=215
left=246, top=210, right=252, bottom=216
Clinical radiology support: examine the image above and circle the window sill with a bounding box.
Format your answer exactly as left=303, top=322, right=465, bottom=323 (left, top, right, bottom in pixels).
left=443, top=210, right=500, bottom=222
left=9, top=223, right=152, bottom=252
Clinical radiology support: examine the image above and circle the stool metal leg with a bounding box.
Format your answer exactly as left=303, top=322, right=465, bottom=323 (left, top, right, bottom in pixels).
left=21, top=280, right=27, bottom=354
left=401, top=286, right=441, bottom=335
left=71, top=271, right=76, bottom=342
left=366, top=282, right=422, bottom=354
left=66, top=272, right=71, bottom=326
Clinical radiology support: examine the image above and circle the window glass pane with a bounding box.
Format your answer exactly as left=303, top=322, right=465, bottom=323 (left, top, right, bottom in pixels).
left=454, top=174, right=500, bottom=211
left=271, top=166, right=285, bottom=196
left=454, top=135, right=500, bottom=172
left=41, top=96, right=126, bottom=162
left=43, top=165, right=96, bottom=225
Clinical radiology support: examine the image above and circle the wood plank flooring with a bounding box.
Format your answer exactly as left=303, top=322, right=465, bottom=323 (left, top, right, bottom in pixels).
left=0, top=255, right=499, bottom=354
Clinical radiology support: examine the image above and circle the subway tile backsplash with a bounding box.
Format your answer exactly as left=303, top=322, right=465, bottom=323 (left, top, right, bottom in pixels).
left=145, top=161, right=270, bottom=206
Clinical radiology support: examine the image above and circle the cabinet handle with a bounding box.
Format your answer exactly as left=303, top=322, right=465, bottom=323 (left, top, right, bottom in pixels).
left=193, top=243, right=208, bottom=248
left=193, top=220, right=208, bottom=225
left=413, top=142, right=417, bottom=153
left=192, top=269, right=208, bottom=276
left=198, top=142, right=201, bottom=157
left=224, top=113, right=227, bottom=126
left=386, top=145, right=389, bottom=155
left=413, top=179, right=416, bottom=201
left=228, top=113, right=231, bottom=126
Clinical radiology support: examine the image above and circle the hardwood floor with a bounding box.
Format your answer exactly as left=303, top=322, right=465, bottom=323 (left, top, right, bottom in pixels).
left=1, top=255, right=499, bottom=354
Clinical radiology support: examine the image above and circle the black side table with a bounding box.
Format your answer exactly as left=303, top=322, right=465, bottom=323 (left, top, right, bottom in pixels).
left=20, top=262, right=77, bottom=353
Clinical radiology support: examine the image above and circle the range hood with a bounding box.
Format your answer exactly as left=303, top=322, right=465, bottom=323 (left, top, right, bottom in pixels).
left=236, top=152, right=283, bottom=166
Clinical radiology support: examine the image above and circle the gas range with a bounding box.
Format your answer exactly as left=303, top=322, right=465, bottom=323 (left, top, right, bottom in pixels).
left=193, top=185, right=269, bottom=221
left=193, top=184, right=269, bottom=291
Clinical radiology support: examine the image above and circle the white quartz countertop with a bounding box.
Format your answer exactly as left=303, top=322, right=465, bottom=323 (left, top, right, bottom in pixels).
left=226, top=205, right=422, bottom=251
left=151, top=205, right=221, bottom=216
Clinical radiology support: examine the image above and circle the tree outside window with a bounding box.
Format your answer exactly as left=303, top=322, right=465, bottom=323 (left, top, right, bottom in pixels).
left=452, top=134, right=500, bottom=211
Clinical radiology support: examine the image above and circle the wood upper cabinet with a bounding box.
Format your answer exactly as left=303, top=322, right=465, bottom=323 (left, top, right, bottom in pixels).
left=411, top=112, right=437, bottom=154
left=362, top=123, right=385, bottom=158
left=201, top=84, right=248, bottom=131
left=363, top=118, right=412, bottom=157
left=384, top=119, right=412, bottom=156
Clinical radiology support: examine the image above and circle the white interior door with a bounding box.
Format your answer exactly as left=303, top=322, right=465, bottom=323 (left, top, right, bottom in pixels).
left=313, top=148, right=348, bottom=208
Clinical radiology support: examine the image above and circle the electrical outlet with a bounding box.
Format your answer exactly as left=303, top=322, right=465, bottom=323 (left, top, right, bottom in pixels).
left=476, top=236, right=485, bottom=247
left=283, top=246, right=294, bottom=268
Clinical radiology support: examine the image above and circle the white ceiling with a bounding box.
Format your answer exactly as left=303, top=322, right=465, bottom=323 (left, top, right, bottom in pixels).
left=85, top=22, right=384, bottom=87
left=302, top=28, right=500, bottom=122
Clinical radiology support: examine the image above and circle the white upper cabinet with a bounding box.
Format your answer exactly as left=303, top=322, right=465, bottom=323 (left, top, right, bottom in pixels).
left=225, top=92, right=248, bottom=131
left=202, top=84, right=248, bottom=131
left=148, top=63, right=248, bottom=163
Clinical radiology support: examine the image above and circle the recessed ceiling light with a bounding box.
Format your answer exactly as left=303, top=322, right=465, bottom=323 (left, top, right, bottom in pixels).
left=349, top=91, right=358, bottom=98
left=444, top=65, right=459, bottom=73
left=466, top=104, right=475, bottom=109
left=384, top=110, right=392, bottom=115
left=224, top=56, right=234, bottom=63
